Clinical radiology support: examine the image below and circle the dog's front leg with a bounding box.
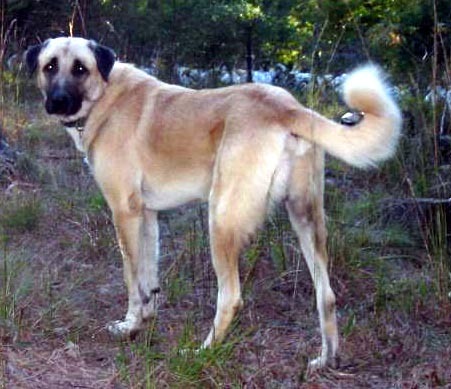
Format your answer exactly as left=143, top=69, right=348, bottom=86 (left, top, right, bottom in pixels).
left=107, top=207, right=160, bottom=337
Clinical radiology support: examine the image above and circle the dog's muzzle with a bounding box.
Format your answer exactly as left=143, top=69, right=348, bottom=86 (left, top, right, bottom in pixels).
left=45, top=87, right=82, bottom=116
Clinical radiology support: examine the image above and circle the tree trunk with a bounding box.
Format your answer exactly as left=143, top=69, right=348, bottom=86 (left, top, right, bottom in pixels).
left=246, top=24, right=253, bottom=83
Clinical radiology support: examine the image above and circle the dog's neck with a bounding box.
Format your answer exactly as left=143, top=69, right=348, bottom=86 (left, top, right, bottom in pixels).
left=62, top=63, right=162, bottom=156
left=63, top=120, right=86, bottom=153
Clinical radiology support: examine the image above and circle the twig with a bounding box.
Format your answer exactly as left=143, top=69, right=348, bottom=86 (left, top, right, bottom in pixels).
left=40, top=154, right=81, bottom=161
left=432, top=0, right=439, bottom=167
left=405, top=176, right=434, bottom=264
left=381, top=197, right=451, bottom=205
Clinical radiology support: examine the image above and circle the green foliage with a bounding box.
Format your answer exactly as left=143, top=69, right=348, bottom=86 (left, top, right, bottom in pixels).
left=4, top=0, right=450, bottom=79
left=115, top=318, right=163, bottom=387
left=427, top=205, right=450, bottom=301
left=342, top=309, right=357, bottom=338
left=87, top=191, right=108, bottom=213
left=115, top=313, right=237, bottom=386
left=380, top=225, right=415, bottom=247
left=169, top=317, right=235, bottom=385
left=0, top=196, right=42, bottom=234
left=374, top=266, right=430, bottom=315
left=270, top=241, right=286, bottom=274
left=15, top=152, right=42, bottom=182
left=166, top=274, right=191, bottom=305
left=0, top=245, right=32, bottom=343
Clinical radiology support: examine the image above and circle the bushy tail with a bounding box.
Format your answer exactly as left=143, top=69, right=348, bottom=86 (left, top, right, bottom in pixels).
left=292, top=65, right=402, bottom=168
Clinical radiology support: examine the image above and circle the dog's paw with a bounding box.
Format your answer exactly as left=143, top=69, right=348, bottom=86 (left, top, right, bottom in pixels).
left=142, top=302, right=158, bottom=321
left=106, top=319, right=143, bottom=339
left=308, top=355, right=327, bottom=371
left=308, top=354, right=340, bottom=371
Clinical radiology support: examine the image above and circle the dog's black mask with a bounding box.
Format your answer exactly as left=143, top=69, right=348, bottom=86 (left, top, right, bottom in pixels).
left=45, top=85, right=83, bottom=116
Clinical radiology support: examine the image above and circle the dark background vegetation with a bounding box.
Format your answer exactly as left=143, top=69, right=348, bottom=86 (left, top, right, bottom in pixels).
left=2, top=0, right=451, bottom=79
left=1, top=0, right=451, bottom=387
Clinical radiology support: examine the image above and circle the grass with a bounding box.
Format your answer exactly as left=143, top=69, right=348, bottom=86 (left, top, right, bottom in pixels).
left=111, top=306, right=242, bottom=387
left=0, top=246, right=31, bottom=343
left=0, top=195, right=42, bottom=234
left=167, top=317, right=236, bottom=386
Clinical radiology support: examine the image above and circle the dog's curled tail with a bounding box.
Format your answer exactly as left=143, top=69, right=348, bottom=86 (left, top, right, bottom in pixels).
left=292, top=65, right=402, bottom=168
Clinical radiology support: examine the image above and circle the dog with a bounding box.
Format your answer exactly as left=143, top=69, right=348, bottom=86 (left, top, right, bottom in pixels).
left=26, top=37, right=401, bottom=369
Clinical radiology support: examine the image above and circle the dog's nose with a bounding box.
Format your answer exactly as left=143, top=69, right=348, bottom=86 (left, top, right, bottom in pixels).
left=46, top=89, right=71, bottom=115
left=45, top=89, right=80, bottom=115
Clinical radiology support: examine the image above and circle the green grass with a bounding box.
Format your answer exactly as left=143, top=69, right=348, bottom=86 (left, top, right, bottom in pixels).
left=87, top=191, right=108, bottom=213
left=114, top=314, right=239, bottom=387
left=0, top=245, right=32, bottom=343
left=373, top=264, right=431, bottom=316
left=0, top=195, right=42, bottom=234
left=428, top=205, right=450, bottom=301
left=166, top=275, right=193, bottom=305
left=167, top=315, right=237, bottom=387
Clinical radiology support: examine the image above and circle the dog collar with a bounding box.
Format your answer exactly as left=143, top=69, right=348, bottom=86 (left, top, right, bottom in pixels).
left=61, top=118, right=86, bottom=132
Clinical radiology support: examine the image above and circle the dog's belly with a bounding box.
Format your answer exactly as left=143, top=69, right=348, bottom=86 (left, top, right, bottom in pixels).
left=141, top=175, right=211, bottom=210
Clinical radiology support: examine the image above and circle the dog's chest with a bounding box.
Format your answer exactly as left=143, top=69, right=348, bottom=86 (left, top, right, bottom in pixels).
left=65, top=127, right=85, bottom=152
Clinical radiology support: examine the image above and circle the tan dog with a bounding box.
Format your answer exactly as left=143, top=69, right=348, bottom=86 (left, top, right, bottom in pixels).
left=26, top=37, right=401, bottom=369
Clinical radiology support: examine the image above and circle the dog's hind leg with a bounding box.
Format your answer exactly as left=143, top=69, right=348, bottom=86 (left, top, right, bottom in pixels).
left=285, top=149, right=339, bottom=369
left=107, top=203, right=160, bottom=337
left=202, top=129, right=285, bottom=348
left=201, top=218, right=244, bottom=347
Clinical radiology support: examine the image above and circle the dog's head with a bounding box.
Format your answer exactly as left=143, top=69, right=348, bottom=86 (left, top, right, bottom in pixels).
left=25, top=37, right=116, bottom=123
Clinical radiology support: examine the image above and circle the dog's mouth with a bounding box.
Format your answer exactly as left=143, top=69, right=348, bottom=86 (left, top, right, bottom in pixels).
left=45, top=87, right=83, bottom=117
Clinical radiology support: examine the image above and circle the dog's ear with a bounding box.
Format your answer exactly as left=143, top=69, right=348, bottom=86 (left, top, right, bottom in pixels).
left=25, top=44, right=43, bottom=76
left=89, top=41, right=116, bottom=82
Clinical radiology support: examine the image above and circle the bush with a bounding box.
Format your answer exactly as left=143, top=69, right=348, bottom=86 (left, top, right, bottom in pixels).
left=0, top=196, right=42, bottom=234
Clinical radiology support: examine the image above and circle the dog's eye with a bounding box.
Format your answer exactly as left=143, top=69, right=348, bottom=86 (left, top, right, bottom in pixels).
left=43, top=58, right=58, bottom=74
left=72, top=61, right=88, bottom=77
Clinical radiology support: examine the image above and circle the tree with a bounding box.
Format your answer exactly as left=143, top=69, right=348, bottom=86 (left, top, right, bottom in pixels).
left=2, top=0, right=450, bottom=83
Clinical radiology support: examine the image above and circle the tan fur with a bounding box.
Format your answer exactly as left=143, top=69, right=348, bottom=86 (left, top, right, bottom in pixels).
left=32, top=38, right=401, bottom=369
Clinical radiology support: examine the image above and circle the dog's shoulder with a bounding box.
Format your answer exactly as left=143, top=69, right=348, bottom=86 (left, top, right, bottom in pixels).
left=109, top=62, right=157, bottom=86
